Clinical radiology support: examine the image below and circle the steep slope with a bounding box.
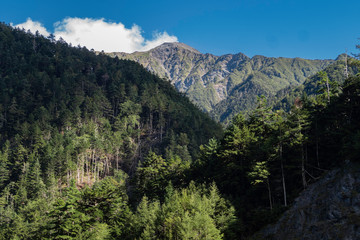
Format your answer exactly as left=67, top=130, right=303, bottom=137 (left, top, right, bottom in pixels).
left=0, top=23, right=233, bottom=240
left=210, top=56, right=334, bottom=123
left=108, top=42, right=250, bottom=112
left=190, top=68, right=360, bottom=238
left=109, top=43, right=334, bottom=121
left=273, top=54, right=358, bottom=111
left=256, top=162, right=360, bottom=240
left=0, top=23, right=222, bottom=178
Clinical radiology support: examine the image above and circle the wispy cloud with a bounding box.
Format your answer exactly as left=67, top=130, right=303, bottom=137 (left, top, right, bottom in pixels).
left=14, top=18, right=50, bottom=36
left=14, top=17, right=178, bottom=53
left=141, top=31, right=179, bottom=51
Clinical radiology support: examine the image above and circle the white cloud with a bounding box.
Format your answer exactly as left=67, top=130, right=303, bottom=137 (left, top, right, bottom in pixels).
left=142, top=31, right=179, bottom=51
left=14, top=18, right=50, bottom=36
left=14, top=17, right=178, bottom=53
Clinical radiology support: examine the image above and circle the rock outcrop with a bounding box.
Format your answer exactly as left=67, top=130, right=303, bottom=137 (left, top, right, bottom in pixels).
left=255, top=162, right=360, bottom=240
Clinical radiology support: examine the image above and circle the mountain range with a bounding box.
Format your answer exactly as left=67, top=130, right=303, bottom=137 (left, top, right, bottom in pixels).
left=1, top=23, right=360, bottom=239
left=108, top=42, right=335, bottom=123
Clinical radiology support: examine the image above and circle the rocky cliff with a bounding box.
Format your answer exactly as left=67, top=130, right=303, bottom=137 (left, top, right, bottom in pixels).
left=255, top=162, right=360, bottom=240
left=108, top=43, right=334, bottom=122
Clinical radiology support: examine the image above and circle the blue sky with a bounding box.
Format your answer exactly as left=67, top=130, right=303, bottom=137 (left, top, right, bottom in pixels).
left=1, top=0, right=359, bottom=59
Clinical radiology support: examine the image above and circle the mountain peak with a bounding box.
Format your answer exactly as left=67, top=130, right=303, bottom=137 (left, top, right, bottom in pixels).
left=335, top=53, right=349, bottom=61
left=152, top=42, right=201, bottom=54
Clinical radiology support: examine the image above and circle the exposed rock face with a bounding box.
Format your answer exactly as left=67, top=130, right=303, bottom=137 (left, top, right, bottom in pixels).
left=256, top=162, right=360, bottom=240
left=108, top=43, right=334, bottom=121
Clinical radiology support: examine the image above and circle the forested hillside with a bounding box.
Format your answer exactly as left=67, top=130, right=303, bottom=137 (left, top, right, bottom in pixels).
left=192, top=56, right=360, bottom=237
left=0, top=23, right=229, bottom=239
left=0, top=22, right=222, bottom=165
left=273, top=54, right=358, bottom=112
left=1, top=22, right=360, bottom=240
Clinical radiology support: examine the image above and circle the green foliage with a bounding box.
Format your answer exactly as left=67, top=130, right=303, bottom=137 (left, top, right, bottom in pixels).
left=0, top=23, right=222, bottom=176
left=135, top=151, right=168, bottom=199
left=1, top=22, right=360, bottom=240
left=42, top=176, right=131, bottom=239
left=248, top=161, right=270, bottom=185
left=131, top=182, right=236, bottom=240
left=0, top=23, right=223, bottom=239
left=192, top=53, right=360, bottom=236
left=273, top=57, right=357, bottom=112
left=46, top=180, right=87, bottom=239
left=210, top=57, right=334, bottom=124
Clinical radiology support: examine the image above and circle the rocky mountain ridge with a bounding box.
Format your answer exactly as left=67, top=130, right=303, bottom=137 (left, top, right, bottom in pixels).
left=108, top=43, right=334, bottom=122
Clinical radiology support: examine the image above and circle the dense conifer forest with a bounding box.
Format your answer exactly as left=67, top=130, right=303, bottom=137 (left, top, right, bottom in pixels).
left=0, top=23, right=360, bottom=239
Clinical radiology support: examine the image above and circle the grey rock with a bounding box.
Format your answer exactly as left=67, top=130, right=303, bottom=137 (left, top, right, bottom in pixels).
left=255, top=163, right=360, bottom=240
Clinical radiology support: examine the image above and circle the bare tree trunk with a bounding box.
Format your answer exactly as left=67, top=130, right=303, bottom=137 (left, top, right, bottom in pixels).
left=116, top=149, right=119, bottom=171
left=280, top=144, right=287, bottom=207
left=326, top=77, right=330, bottom=104
left=93, top=150, right=97, bottom=182
left=160, top=124, right=163, bottom=142
left=97, top=161, right=100, bottom=180
left=94, top=162, right=97, bottom=182
left=81, top=155, right=84, bottom=184
left=267, top=179, right=273, bottom=210
left=105, top=156, right=110, bottom=176
left=301, top=143, right=307, bottom=189
left=77, top=165, right=80, bottom=185
left=138, top=124, right=142, bottom=159
left=107, top=156, right=110, bottom=175
left=87, top=153, right=90, bottom=184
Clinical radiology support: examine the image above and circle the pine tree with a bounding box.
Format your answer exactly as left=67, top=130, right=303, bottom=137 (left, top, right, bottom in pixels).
left=286, top=102, right=310, bottom=189
left=136, top=151, right=168, bottom=199
left=248, top=161, right=272, bottom=210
